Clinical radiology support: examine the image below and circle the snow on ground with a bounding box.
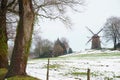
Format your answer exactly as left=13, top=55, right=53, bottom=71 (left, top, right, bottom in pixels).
left=27, top=50, right=120, bottom=80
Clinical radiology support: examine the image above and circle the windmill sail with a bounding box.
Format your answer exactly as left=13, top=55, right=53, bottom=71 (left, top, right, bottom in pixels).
left=97, top=28, right=103, bottom=35
left=86, top=26, right=95, bottom=35
left=86, top=27, right=103, bottom=49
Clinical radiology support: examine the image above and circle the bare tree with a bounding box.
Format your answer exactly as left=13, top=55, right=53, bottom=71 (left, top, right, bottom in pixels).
left=103, top=16, right=120, bottom=49
left=5, top=0, right=85, bottom=43
left=6, top=0, right=35, bottom=77
left=61, top=37, right=69, bottom=48
left=53, top=38, right=64, bottom=56
left=6, top=0, right=85, bottom=40
left=33, top=36, right=43, bottom=57
left=5, top=0, right=85, bottom=41
left=60, top=37, right=73, bottom=53
left=33, top=36, right=53, bottom=58
left=4, top=0, right=84, bottom=78
left=5, top=0, right=84, bottom=60
left=53, top=43, right=64, bottom=56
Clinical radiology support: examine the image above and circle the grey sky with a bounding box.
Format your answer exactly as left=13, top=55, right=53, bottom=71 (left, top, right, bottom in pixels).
left=39, top=0, right=120, bottom=51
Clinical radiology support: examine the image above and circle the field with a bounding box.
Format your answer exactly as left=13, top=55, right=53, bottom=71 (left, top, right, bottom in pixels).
left=27, top=50, right=120, bottom=80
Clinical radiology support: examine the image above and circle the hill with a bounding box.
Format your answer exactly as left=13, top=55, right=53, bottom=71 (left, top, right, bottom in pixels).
left=27, top=50, right=120, bottom=80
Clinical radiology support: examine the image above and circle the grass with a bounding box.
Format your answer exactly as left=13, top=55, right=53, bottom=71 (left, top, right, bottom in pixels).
left=115, top=76, right=120, bottom=78
left=74, top=52, right=119, bottom=57
left=30, top=52, right=120, bottom=61
left=6, top=75, right=40, bottom=80
left=0, top=68, right=40, bottom=80
left=71, top=72, right=87, bottom=76
left=58, top=52, right=120, bottom=60
left=0, top=68, right=8, bottom=80
left=70, top=71, right=99, bottom=76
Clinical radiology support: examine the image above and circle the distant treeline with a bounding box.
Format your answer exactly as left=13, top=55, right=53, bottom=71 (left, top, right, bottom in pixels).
left=31, top=37, right=73, bottom=58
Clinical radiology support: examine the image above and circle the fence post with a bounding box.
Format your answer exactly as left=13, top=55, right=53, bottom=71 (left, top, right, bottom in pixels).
left=46, top=58, right=50, bottom=80
left=87, top=68, right=90, bottom=80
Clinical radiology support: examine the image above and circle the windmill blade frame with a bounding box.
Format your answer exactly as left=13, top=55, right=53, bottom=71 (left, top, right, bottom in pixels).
left=97, top=28, right=103, bottom=35
left=86, top=38, right=92, bottom=45
left=86, top=26, right=95, bottom=35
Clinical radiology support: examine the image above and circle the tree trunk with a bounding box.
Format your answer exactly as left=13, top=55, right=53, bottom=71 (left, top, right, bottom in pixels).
left=114, top=37, right=117, bottom=50
left=6, top=0, right=34, bottom=77
left=0, top=0, right=8, bottom=69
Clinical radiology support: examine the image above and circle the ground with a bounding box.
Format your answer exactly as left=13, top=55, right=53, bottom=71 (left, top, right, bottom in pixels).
left=27, top=50, right=120, bottom=80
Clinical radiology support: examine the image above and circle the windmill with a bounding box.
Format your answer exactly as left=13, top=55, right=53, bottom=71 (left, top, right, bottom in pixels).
left=86, top=27, right=103, bottom=49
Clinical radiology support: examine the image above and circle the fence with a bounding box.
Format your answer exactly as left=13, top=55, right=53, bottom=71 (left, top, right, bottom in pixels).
left=46, top=58, right=91, bottom=80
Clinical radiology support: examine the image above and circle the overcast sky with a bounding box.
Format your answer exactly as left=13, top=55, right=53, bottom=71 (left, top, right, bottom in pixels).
left=39, top=0, right=120, bottom=51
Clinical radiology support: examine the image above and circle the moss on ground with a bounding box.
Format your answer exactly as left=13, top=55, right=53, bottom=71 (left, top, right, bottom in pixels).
left=0, top=68, right=40, bottom=80
left=6, top=75, right=40, bottom=80
left=0, top=68, right=8, bottom=80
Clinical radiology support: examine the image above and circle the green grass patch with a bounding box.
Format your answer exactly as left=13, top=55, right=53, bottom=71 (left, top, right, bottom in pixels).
left=59, top=52, right=120, bottom=60
left=0, top=68, right=8, bottom=80
left=74, top=52, right=119, bottom=57
left=7, top=75, right=40, bottom=80
left=29, top=52, right=120, bottom=61
left=115, top=76, right=120, bottom=78
left=71, top=71, right=98, bottom=76
left=0, top=68, right=40, bottom=80
left=71, top=72, right=87, bottom=76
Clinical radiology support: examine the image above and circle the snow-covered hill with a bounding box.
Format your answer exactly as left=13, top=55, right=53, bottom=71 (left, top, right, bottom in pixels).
left=27, top=50, right=120, bottom=80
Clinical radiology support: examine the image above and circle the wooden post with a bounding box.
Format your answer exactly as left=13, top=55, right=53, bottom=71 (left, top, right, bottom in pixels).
left=46, top=58, right=50, bottom=80
left=87, top=68, right=90, bottom=80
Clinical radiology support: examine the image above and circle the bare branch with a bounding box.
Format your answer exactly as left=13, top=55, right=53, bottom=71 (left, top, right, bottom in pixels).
left=7, top=0, right=16, bottom=8
left=33, top=0, right=84, bottom=27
